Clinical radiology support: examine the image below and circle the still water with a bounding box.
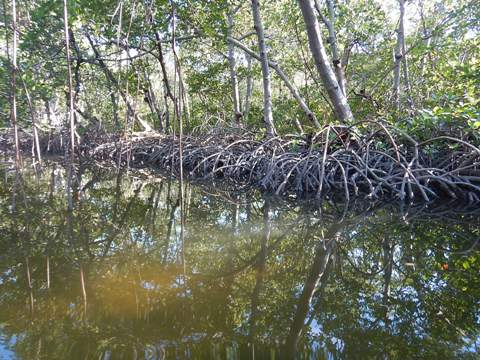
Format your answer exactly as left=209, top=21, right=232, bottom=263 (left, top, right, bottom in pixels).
left=0, top=164, right=479, bottom=359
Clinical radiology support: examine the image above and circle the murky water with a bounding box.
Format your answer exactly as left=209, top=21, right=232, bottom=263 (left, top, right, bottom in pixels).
left=0, top=164, right=479, bottom=359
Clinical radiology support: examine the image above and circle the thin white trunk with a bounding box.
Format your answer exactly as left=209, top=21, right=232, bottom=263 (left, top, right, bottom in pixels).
left=180, top=72, right=191, bottom=128
left=251, top=0, right=276, bottom=137
left=243, top=53, right=253, bottom=121
left=228, top=36, right=320, bottom=128
left=163, top=82, right=171, bottom=130
left=21, top=78, right=42, bottom=166
left=11, top=0, right=20, bottom=165
left=227, top=12, right=242, bottom=124
left=298, top=0, right=353, bottom=123
left=63, top=0, right=75, bottom=156
left=315, top=0, right=347, bottom=97
left=402, top=36, right=414, bottom=110
left=86, top=33, right=152, bottom=132
left=393, top=0, right=405, bottom=111
left=419, top=0, right=431, bottom=77
left=46, top=256, right=50, bottom=289
left=144, top=73, right=164, bottom=131
left=175, top=43, right=190, bottom=129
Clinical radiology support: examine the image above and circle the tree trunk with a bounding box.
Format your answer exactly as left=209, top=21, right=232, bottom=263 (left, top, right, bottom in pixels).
left=298, top=0, right=353, bottom=123
left=227, top=12, right=243, bottom=124
left=144, top=74, right=164, bottom=131
left=401, top=17, right=414, bottom=110
left=315, top=0, right=347, bottom=97
left=110, top=90, right=120, bottom=129
left=63, top=0, right=76, bottom=157
left=20, top=78, right=42, bottom=166
left=393, top=0, right=405, bottom=111
left=11, top=0, right=20, bottom=165
left=152, top=27, right=181, bottom=132
left=154, top=30, right=176, bottom=103
left=244, top=53, right=253, bottom=121
left=228, top=36, right=320, bottom=128
left=85, top=33, right=152, bottom=132
left=419, top=0, right=431, bottom=78
left=163, top=83, right=171, bottom=132
left=402, top=43, right=414, bottom=110
left=179, top=69, right=191, bottom=129
left=251, top=0, right=276, bottom=137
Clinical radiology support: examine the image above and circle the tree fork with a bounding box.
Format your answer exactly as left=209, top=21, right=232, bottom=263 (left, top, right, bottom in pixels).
left=227, top=36, right=320, bottom=128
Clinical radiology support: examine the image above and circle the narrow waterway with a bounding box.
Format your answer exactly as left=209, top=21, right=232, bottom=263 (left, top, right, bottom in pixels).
left=0, top=163, right=479, bottom=359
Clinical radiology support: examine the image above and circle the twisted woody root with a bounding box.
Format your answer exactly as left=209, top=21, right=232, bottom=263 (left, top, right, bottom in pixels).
left=90, top=123, right=480, bottom=203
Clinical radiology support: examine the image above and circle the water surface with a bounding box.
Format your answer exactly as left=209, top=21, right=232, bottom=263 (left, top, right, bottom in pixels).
left=0, top=164, right=479, bottom=359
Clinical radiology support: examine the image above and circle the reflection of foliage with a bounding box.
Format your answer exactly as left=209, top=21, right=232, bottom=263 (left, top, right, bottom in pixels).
left=0, top=165, right=479, bottom=359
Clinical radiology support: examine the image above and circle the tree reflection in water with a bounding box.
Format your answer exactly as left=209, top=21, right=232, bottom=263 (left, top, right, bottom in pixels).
left=0, top=164, right=479, bottom=359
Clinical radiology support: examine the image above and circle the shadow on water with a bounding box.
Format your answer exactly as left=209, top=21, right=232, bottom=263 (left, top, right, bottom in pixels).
left=0, top=163, right=479, bottom=359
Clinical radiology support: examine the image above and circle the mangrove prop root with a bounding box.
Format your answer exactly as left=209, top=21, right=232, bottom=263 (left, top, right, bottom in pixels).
left=3, top=125, right=480, bottom=202
left=88, top=127, right=480, bottom=202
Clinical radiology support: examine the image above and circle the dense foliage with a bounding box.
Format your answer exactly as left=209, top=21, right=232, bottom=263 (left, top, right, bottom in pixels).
left=0, top=0, right=478, bottom=138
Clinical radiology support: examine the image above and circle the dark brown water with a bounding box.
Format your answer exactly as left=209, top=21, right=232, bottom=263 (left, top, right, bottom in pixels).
left=0, top=164, right=479, bottom=359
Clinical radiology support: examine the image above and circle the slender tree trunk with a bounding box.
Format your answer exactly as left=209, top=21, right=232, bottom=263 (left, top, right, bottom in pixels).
left=150, top=21, right=180, bottom=131
left=179, top=70, right=191, bottom=129
left=85, top=33, right=152, bottom=132
left=147, top=4, right=179, bottom=125
left=228, top=37, right=320, bottom=128
left=63, top=0, right=75, bottom=157
left=163, top=83, right=171, bottom=131
left=227, top=12, right=242, bottom=124
left=315, top=0, right=347, bottom=97
left=402, top=48, right=413, bottom=109
left=401, top=27, right=414, bottom=110
left=69, top=29, right=82, bottom=103
left=144, top=72, right=164, bottom=131
left=11, top=0, right=20, bottom=165
left=43, top=99, right=53, bottom=152
left=298, top=0, right=353, bottom=123
left=244, top=53, right=253, bottom=121
left=46, top=256, right=50, bottom=289
left=154, top=30, right=175, bottom=102
left=2, top=0, right=11, bottom=160
left=171, top=5, right=187, bottom=284
left=251, top=0, right=276, bottom=137
left=419, top=0, right=431, bottom=78
left=392, top=0, right=405, bottom=111
left=175, top=47, right=190, bottom=130
left=110, top=90, right=120, bottom=129
left=20, top=78, right=42, bottom=166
